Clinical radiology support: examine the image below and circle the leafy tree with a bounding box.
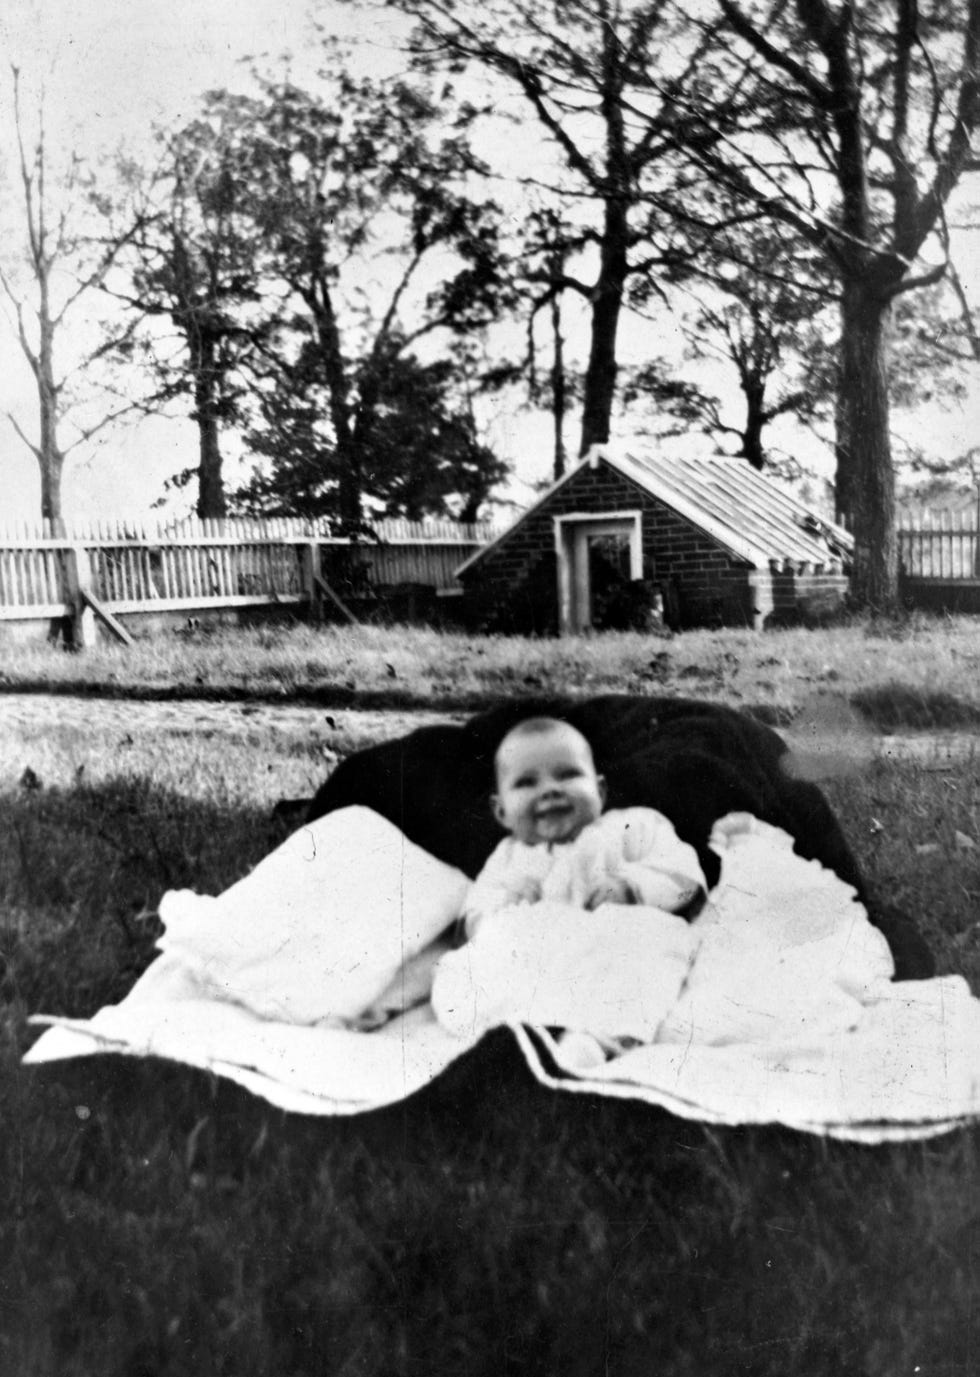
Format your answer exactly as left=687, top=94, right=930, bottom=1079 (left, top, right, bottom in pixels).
left=113, top=102, right=275, bottom=518
left=628, top=218, right=839, bottom=471
left=233, top=346, right=507, bottom=521
left=517, top=208, right=585, bottom=481
left=228, top=341, right=334, bottom=521
left=226, top=69, right=510, bottom=531
left=390, top=0, right=727, bottom=457
left=881, top=271, right=978, bottom=487
left=358, top=351, right=508, bottom=521
left=476, top=206, right=584, bottom=482
left=669, top=0, right=980, bottom=609
left=114, top=62, right=508, bottom=525
left=630, top=220, right=976, bottom=485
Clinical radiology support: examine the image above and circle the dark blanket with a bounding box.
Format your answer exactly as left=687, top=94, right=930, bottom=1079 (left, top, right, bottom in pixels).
left=307, top=694, right=934, bottom=981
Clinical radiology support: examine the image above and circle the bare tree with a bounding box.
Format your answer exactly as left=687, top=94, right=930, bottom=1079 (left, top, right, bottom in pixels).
left=391, top=0, right=726, bottom=457
left=0, top=68, right=139, bottom=526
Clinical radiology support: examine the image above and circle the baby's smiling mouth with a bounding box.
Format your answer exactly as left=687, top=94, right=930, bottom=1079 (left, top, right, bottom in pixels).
left=534, top=801, right=573, bottom=826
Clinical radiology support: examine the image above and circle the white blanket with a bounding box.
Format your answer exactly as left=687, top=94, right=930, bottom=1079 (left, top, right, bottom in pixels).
left=24, top=806, right=980, bottom=1142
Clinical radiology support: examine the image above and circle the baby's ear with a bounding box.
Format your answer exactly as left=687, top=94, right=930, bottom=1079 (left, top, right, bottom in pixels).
left=597, top=775, right=608, bottom=806
left=491, top=794, right=506, bottom=826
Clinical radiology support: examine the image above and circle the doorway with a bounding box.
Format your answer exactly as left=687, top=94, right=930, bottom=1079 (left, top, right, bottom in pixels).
left=555, top=513, right=643, bottom=633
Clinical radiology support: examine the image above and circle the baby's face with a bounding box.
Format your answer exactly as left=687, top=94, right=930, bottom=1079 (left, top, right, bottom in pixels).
left=492, top=724, right=605, bottom=845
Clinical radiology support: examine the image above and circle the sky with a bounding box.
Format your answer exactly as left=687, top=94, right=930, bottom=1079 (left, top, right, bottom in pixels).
left=0, top=0, right=359, bottom=141
left=0, top=0, right=978, bottom=526
left=0, top=0, right=415, bottom=523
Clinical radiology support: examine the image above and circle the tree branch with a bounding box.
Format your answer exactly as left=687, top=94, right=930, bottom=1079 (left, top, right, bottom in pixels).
left=6, top=411, right=41, bottom=461
left=717, top=0, right=833, bottom=106
left=947, top=259, right=980, bottom=362
left=59, top=401, right=146, bottom=458
left=403, top=1, right=604, bottom=189
left=0, top=263, right=41, bottom=379
left=883, top=259, right=948, bottom=301
left=905, top=0, right=980, bottom=254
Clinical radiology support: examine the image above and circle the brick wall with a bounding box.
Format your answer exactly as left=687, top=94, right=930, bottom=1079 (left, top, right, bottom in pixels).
left=462, top=459, right=759, bottom=630
left=767, top=568, right=851, bottom=626
left=462, top=459, right=853, bottom=630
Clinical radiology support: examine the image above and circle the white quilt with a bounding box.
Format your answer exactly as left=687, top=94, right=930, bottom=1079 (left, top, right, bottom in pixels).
left=23, top=805, right=980, bottom=1142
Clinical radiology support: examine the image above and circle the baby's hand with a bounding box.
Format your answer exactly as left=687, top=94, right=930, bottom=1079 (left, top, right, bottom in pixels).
left=585, top=877, right=634, bottom=910
left=512, top=878, right=542, bottom=905
left=709, top=812, right=759, bottom=851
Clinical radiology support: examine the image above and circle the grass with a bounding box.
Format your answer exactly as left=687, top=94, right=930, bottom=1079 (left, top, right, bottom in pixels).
left=5, top=614, right=980, bottom=727
left=3, top=624, right=980, bottom=1374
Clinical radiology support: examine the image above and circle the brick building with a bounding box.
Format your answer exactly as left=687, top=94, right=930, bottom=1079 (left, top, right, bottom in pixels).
left=457, top=447, right=852, bottom=633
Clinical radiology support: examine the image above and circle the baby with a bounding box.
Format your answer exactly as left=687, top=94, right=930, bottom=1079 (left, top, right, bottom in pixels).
left=463, top=716, right=706, bottom=938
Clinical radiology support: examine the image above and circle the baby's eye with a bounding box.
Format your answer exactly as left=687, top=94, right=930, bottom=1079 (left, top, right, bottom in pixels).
left=514, top=775, right=535, bottom=788
left=557, top=767, right=583, bottom=780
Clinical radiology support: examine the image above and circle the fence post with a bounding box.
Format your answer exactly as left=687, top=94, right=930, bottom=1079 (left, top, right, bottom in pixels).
left=65, top=543, right=97, bottom=649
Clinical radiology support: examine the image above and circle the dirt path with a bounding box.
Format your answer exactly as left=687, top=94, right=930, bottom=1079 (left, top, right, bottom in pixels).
left=1, top=692, right=976, bottom=763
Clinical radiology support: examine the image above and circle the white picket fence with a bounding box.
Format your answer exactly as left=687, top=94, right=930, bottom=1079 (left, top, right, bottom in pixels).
left=0, top=516, right=495, bottom=544
left=0, top=516, right=498, bottom=638
left=897, top=508, right=980, bottom=580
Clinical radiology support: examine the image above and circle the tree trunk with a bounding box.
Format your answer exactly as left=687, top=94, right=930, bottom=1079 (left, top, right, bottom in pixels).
left=305, top=266, right=361, bottom=533
left=196, top=406, right=226, bottom=520
left=740, top=379, right=766, bottom=470
left=38, top=369, right=65, bottom=527
left=837, top=277, right=897, bottom=611
left=193, top=334, right=227, bottom=520
left=336, top=454, right=363, bottom=534
left=36, top=280, right=66, bottom=528
left=578, top=198, right=629, bottom=456
left=343, top=365, right=384, bottom=537
left=550, top=249, right=567, bottom=480
left=38, top=448, right=64, bottom=527
left=833, top=366, right=851, bottom=526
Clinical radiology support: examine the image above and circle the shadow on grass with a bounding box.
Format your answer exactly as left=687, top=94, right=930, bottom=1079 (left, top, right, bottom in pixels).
left=1, top=776, right=281, bottom=1019
left=9, top=675, right=980, bottom=740
left=4, top=779, right=980, bottom=1376
left=10, top=1031, right=980, bottom=1377
left=852, top=682, right=980, bottom=731
left=744, top=684, right=980, bottom=733
left=0, top=677, right=502, bottom=714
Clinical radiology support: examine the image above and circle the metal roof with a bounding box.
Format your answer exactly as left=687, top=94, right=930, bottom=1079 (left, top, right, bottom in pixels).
left=458, top=446, right=852, bottom=576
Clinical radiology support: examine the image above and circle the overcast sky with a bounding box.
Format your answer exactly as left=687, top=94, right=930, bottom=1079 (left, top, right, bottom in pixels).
left=0, top=0, right=574, bottom=523
left=0, top=0, right=426, bottom=523
left=0, top=0, right=379, bottom=149
left=0, top=1, right=977, bottom=524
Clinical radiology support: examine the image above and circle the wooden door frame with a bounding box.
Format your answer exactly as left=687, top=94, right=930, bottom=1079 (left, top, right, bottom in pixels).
left=553, top=511, right=643, bottom=634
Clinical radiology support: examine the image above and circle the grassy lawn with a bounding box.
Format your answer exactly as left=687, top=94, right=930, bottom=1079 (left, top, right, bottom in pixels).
left=4, top=615, right=980, bottom=726
left=3, top=622, right=980, bottom=1374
